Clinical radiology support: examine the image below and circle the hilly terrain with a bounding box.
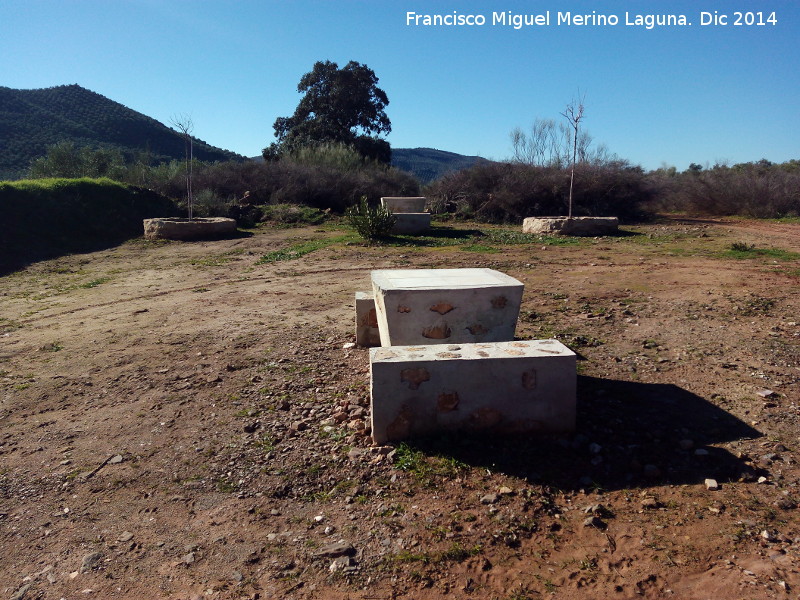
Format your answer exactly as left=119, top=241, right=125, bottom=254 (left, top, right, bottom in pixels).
left=391, top=147, right=489, bottom=183
left=0, top=84, right=243, bottom=180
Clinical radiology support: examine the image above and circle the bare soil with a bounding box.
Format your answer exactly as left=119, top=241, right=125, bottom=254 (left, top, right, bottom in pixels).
left=1, top=217, right=799, bottom=600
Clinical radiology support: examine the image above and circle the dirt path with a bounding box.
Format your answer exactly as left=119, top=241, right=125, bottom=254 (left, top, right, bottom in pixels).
left=1, top=219, right=799, bottom=599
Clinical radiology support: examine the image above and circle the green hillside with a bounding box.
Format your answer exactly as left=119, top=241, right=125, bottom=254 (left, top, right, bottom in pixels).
left=0, top=84, right=243, bottom=180
left=391, top=147, right=490, bottom=183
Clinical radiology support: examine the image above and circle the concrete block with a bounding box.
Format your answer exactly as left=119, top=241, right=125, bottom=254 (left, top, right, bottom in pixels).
left=355, top=292, right=381, bottom=347
left=391, top=213, right=431, bottom=235
left=522, top=216, right=619, bottom=236
left=370, top=339, right=576, bottom=443
left=381, top=196, right=427, bottom=213
left=371, top=268, right=523, bottom=346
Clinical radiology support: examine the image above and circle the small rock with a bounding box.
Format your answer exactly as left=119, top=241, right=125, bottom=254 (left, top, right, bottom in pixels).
left=109, top=454, right=124, bottom=464
left=694, top=449, right=710, bottom=456
left=118, top=531, right=134, bottom=542
left=324, top=526, right=336, bottom=535
left=583, top=516, right=606, bottom=529
left=342, top=342, right=356, bottom=350
left=641, top=497, right=661, bottom=510
left=761, top=529, right=776, bottom=542
left=313, top=541, right=355, bottom=559
left=314, top=515, right=325, bottom=523
left=243, top=421, right=259, bottom=434
left=480, top=493, right=499, bottom=505
left=329, top=555, right=355, bottom=572
left=182, top=552, right=196, bottom=565
left=775, top=497, right=796, bottom=510
left=498, top=486, right=513, bottom=495
left=757, top=476, right=769, bottom=484
left=756, top=389, right=776, bottom=398
left=81, top=552, right=103, bottom=573
left=10, top=585, right=31, bottom=600
left=705, top=479, right=719, bottom=491
left=588, top=443, right=602, bottom=454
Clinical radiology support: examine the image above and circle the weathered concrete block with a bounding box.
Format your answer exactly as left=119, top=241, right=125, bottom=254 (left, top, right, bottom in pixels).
left=522, top=216, right=619, bottom=236
left=370, top=339, right=576, bottom=443
left=143, top=217, right=237, bottom=240
left=391, top=213, right=431, bottom=235
left=355, top=292, right=381, bottom=347
left=381, top=196, right=427, bottom=213
left=371, top=268, right=523, bottom=346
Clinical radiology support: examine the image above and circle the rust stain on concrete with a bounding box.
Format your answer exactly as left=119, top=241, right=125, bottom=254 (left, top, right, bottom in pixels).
left=429, top=302, right=455, bottom=315
left=422, top=324, right=451, bottom=339
left=437, top=391, right=460, bottom=412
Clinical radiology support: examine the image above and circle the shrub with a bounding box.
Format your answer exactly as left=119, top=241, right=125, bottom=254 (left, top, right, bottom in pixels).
left=426, top=161, right=652, bottom=223
left=346, top=196, right=396, bottom=240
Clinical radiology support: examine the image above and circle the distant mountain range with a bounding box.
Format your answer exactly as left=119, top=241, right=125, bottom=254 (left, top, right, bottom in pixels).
left=0, top=84, right=487, bottom=182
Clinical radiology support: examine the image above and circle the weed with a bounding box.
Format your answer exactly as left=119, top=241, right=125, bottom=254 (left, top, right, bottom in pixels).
left=78, top=277, right=110, bottom=288
left=257, top=235, right=349, bottom=264
left=39, top=342, right=63, bottom=352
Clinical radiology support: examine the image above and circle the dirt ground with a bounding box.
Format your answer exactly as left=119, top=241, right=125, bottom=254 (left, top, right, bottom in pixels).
left=1, top=216, right=799, bottom=600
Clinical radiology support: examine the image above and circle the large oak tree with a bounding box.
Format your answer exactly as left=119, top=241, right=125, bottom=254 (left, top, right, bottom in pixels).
left=263, top=60, right=392, bottom=163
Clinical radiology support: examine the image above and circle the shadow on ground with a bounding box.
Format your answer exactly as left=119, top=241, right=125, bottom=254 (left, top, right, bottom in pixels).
left=403, top=375, right=762, bottom=492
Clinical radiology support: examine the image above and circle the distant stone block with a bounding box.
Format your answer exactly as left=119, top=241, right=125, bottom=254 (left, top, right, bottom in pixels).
left=522, top=216, right=619, bottom=236
left=355, top=292, right=381, bottom=347
left=370, top=339, right=576, bottom=443
left=371, top=268, right=523, bottom=346
left=381, top=196, right=427, bottom=213
left=143, top=217, right=237, bottom=240
left=391, top=213, right=431, bottom=235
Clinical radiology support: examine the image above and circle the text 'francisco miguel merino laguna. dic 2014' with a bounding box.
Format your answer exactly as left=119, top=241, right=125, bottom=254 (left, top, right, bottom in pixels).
left=405, top=11, right=779, bottom=29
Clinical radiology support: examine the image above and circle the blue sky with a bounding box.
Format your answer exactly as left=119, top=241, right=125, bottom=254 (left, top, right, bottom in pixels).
left=1, top=0, right=797, bottom=170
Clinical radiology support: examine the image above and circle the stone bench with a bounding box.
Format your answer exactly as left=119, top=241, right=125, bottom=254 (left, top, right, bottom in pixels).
left=371, top=268, right=523, bottom=346
left=380, top=196, right=427, bottom=213
left=370, top=339, right=576, bottom=443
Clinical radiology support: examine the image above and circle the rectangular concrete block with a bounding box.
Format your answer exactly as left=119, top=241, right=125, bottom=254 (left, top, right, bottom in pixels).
left=370, top=339, right=576, bottom=444
left=391, top=213, right=431, bottom=235
left=381, top=196, right=427, bottom=213
left=371, top=268, right=523, bottom=346
left=355, top=291, right=381, bottom=347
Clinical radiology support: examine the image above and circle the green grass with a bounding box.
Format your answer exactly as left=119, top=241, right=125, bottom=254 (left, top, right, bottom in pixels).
left=723, top=243, right=800, bottom=261
left=257, top=235, right=351, bottom=264
left=78, top=276, right=110, bottom=288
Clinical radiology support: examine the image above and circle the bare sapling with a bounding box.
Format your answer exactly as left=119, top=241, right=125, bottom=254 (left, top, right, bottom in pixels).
left=170, top=115, right=194, bottom=219
left=561, top=95, right=585, bottom=219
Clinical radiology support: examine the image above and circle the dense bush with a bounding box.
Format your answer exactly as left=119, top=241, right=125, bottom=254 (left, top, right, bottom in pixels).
left=0, top=178, right=177, bottom=273
left=425, top=160, right=652, bottom=223
left=646, top=160, right=800, bottom=217
left=346, top=196, right=396, bottom=241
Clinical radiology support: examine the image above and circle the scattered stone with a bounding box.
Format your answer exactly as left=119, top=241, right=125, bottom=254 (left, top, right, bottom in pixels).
left=583, top=516, right=606, bottom=529
left=313, top=541, right=355, bottom=559
left=329, top=555, right=357, bottom=573
left=313, top=515, right=325, bottom=524
left=243, top=421, right=259, bottom=434
left=641, top=497, right=661, bottom=510
left=694, top=449, right=710, bottom=456
left=109, top=454, right=124, bottom=464
left=118, top=531, right=134, bottom=542
left=182, top=552, right=196, bottom=565
left=761, top=529, right=777, bottom=542
left=705, top=479, right=719, bottom=491
left=588, top=443, right=602, bottom=454
left=81, top=551, right=103, bottom=573
left=480, top=493, right=499, bottom=505
left=342, top=342, right=356, bottom=350
left=757, top=476, right=769, bottom=484
left=756, top=389, right=776, bottom=398
left=10, top=585, right=31, bottom=600
left=775, top=497, right=797, bottom=510
left=498, top=486, right=513, bottom=495
left=324, top=526, right=336, bottom=536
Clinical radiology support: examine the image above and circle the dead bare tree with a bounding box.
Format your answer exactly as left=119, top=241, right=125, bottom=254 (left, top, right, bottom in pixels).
left=561, top=95, right=586, bottom=219
left=170, top=114, right=194, bottom=219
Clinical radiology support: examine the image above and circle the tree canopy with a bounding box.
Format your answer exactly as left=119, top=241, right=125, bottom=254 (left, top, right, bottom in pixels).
left=264, top=60, right=392, bottom=163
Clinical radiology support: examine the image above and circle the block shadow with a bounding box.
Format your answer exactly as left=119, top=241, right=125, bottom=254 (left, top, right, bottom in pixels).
left=402, top=375, right=763, bottom=491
